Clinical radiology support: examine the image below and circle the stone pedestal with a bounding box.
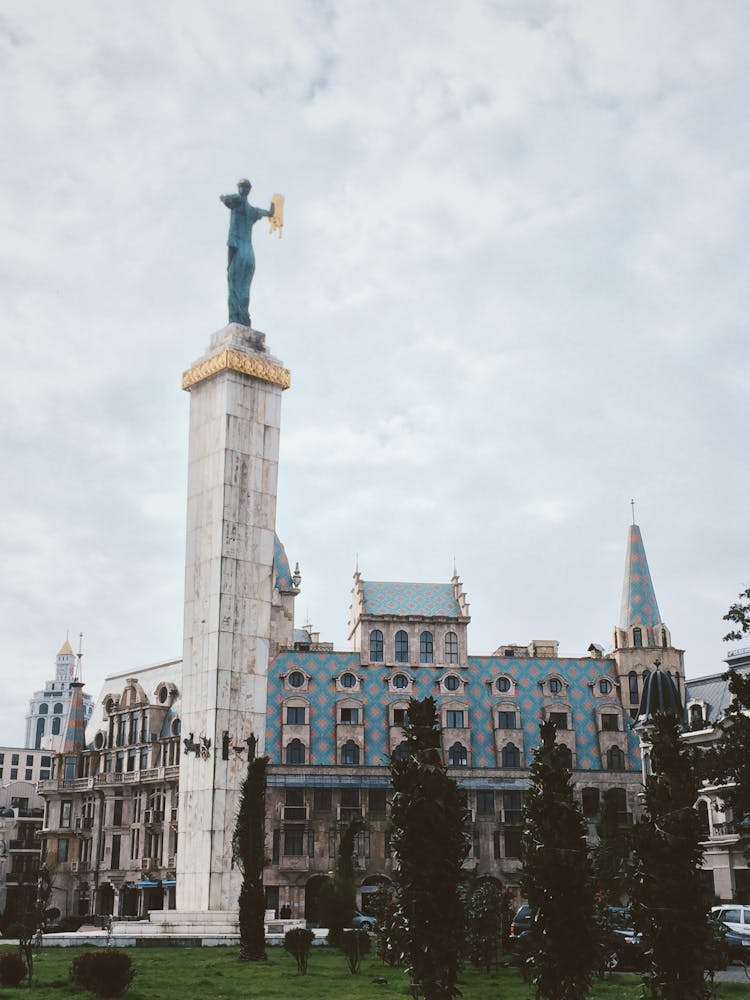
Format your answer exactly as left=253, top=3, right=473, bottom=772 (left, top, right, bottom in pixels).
left=176, top=323, right=290, bottom=913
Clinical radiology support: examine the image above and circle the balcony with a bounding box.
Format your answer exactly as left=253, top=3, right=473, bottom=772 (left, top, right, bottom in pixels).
left=712, top=821, right=738, bottom=838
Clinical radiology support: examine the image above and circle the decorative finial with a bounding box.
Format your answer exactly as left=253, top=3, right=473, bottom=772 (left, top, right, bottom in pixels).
left=653, top=657, right=661, bottom=670
left=630, top=498, right=636, bottom=524
left=292, top=561, right=301, bottom=589
left=76, top=633, right=84, bottom=681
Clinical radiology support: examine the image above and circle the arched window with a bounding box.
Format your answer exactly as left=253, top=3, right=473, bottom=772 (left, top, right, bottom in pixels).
left=697, top=799, right=710, bottom=838
left=395, top=630, right=409, bottom=663
left=35, top=718, right=45, bottom=749
left=689, top=704, right=704, bottom=727
left=285, top=739, right=305, bottom=764
left=606, top=746, right=625, bottom=771
left=340, top=672, right=356, bottom=689
left=501, top=743, right=520, bottom=768
left=581, top=787, right=600, bottom=817
left=496, top=676, right=511, bottom=693
left=598, top=679, right=612, bottom=695
left=628, top=671, right=639, bottom=706
left=38, top=703, right=49, bottom=715
left=419, top=631, right=433, bottom=664
left=445, top=631, right=459, bottom=664
left=559, top=746, right=573, bottom=769
left=448, top=742, right=468, bottom=767
left=369, top=629, right=384, bottom=662
left=51, top=717, right=61, bottom=735
left=549, top=678, right=562, bottom=694
left=53, top=703, right=63, bottom=715
left=633, top=627, right=643, bottom=647
left=661, top=628, right=668, bottom=649
left=341, top=740, right=360, bottom=765
left=392, top=743, right=409, bottom=762
left=393, top=674, right=408, bottom=689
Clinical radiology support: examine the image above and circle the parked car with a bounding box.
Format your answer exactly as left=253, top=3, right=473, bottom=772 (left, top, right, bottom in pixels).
left=351, top=911, right=376, bottom=932
left=510, top=903, right=644, bottom=970
left=712, top=905, right=750, bottom=963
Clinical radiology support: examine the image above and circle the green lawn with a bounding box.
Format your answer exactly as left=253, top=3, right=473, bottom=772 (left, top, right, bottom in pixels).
left=0, top=945, right=747, bottom=999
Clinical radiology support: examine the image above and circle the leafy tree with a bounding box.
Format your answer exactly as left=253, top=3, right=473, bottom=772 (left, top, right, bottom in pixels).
left=390, top=697, right=470, bottom=1000
left=722, top=587, right=750, bottom=642
left=521, top=720, right=599, bottom=1000
left=627, top=713, right=718, bottom=1000
left=465, top=879, right=505, bottom=971
left=232, top=751, right=269, bottom=961
left=319, top=815, right=365, bottom=946
left=283, top=927, right=315, bottom=973
left=340, top=928, right=371, bottom=974
left=592, top=788, right=629, bottom=904
left=701, top=669, right=750, bottom=855
left=14, top=866, right=53, bottom=987
left=372, top=885, right=407, bottom=967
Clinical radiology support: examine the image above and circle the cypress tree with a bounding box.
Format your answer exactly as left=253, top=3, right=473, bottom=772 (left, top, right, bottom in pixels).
left=628, top=713, right=717, bottom=1000
left=390, top=697, right=470, bottom=1000
left=521, top=719, right=599, bottom=1000
left=232, top=751, right=269, bottom=961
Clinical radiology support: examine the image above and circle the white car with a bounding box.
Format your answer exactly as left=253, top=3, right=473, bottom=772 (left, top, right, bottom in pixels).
left=711, top=904, right=750, bottom=936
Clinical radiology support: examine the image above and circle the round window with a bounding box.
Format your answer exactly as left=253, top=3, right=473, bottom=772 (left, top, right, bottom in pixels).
left=171, top=718, right=181, bottom=737
left=341, top=673, right=356, bottom=689
left=94, top=732, right=105, bottom=750
left=496, top=676, right=511, bottom=693
left=599, top=679, right=612, bottom=695
left=549, top=678, right=562, bottom=693
left=105, top=698, right=114, bottom=714
left=288, top=671, right=305, bottom=688
left=444, top=675, right=460, bottom=691
left=158, top=686, right=169, bottom=704
left=393, top=674, right=408, bottom=689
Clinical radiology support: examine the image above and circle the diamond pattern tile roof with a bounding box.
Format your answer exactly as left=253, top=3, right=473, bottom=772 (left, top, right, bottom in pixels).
left=273, top=534, right=293, bottom=591
left=620, top=524, right=662, bottom=628
left=361, top=581, right=460, bottom=618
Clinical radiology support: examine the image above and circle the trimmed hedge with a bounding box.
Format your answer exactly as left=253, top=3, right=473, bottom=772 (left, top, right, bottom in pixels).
left=284, top=927, right=315, bottom=973
left=0, top=951, right=27, bottom=987
left=71, top=949, right=134, bottom=997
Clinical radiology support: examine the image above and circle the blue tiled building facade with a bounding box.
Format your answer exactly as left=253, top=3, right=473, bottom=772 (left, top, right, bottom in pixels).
left=262, top=522, right=686, bottom=919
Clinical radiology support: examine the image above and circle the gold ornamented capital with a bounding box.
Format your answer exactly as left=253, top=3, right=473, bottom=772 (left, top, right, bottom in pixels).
left=182, top=349, right=291, bottom=391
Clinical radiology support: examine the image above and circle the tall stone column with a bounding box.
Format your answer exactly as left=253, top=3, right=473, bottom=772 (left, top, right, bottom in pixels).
left=176, top=323, right=290, bottom=913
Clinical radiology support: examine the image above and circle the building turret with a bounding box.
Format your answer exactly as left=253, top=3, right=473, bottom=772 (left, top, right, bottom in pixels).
left=632, top=661, right=683, bottom=780
left=610, top=523, right=685, bottom=721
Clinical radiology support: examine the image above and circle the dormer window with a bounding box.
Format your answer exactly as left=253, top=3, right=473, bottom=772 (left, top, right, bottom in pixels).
left=549, top=678, right=562, bottom=694
left=393, top=674, right=408, bottom=690
left=496, top=676, right=511, bottom=693
left=289, top=671, right=305, bottom=688
left=598, top=679, right=612, bottom=695
left=420, top=631, right=434, bottom=664
left=395, top=630, right=409, bottom=663
left=444, top=674, right=460, bottom=692
left=689, top=704, right=704, bottom=727
left=341, top=672, right=356, bottom=689
left=633, top=627, right=643, bottom=647
left=370, top=630, right=384, bottom=662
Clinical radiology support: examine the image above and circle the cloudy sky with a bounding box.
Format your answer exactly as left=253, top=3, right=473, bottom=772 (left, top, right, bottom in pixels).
left=2, top=0, right=749, bottom=745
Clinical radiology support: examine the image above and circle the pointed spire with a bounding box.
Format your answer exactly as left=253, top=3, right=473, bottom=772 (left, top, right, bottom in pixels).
left=58, top=638, right=74, bottom=656
left=619, top=523, right=662, bottom=629
left=60, top=681, right=87, bottom=754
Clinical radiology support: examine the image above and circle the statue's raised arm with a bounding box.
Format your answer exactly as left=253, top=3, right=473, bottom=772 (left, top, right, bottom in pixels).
left=220, top=178, right=278, bottom=328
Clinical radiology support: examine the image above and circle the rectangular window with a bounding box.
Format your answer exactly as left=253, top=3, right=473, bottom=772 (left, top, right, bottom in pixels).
left=272, top=830, right=280, bottom=865
left=25, top=769, right=33, bottom=781
left=41, top=756, right=51, bottom=768
left=393, top=708, right=408, bottom=727
left=497, top=711, right=516, bottom=729
left=127, top=750, right=137, bottom=772
left=26, top=755, right=34, bottom=767
left=549, top=712, right=568, bottom=730
left=341, top=788, right=360, bottom=808
left=368, top=789, right=387, bottom=815
left=503, top=791, right=523, bottom=826
left=111, top=834, right=121, bottom=869
left=60, top=801, right=72, bottom=828
left=504, top=829, right=522, bottom=858
left=286, top=706, right=306, bottom=725
left=601, top=714, right=619, bottom=732
left=476, top=790, right=495, bottom=816
left=493, top=831, right=502, bottom=859
left=446, top=710, right=464, bottom=728
left=58, top=838, right=69, bottom=863
left=341, top=707, right=359, bottom=724
left=581, top=788, right=600, bottom=817
left=472, top=830, right=480, bottom=859
left=307, top=829, right=315, bottom=858
left=11, top=754, right=19, bottom=766
left=113, top=799, right=124, bottom=825
left=284, top=826, right=304, bottom=857
left=313, top=788, right=332, bottom=813
left=10, top=768, right=17, bottom=780
left=140, top=747, right=149, bottom=770
left=328, top=830, right=336, bottom=858
left=285, top=788, right=304, bottom=807
left=131, top=828, right=140, bottom=861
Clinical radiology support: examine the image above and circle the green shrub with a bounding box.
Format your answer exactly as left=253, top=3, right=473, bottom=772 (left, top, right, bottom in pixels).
left=2, top=923, right=24, bottom=939
left=0, top=951, right=27, bottom=987
left=58, top=915, right=85, bottom=932
left=71, top=949, right=134, bottom=997
left=284, top=927, right=315, bottom=973
left=340, top=928, right=371, bottom=974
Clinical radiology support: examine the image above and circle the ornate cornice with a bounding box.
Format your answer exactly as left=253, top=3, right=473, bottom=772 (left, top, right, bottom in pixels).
left=182, top=349, right=291, bottom=391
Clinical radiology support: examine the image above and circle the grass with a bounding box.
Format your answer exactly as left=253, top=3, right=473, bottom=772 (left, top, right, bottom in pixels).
left=0, top=945, right=747, bottom=999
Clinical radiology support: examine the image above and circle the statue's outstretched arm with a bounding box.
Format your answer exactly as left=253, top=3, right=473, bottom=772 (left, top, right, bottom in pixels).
left=220, top=194, right=242, bottom=209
